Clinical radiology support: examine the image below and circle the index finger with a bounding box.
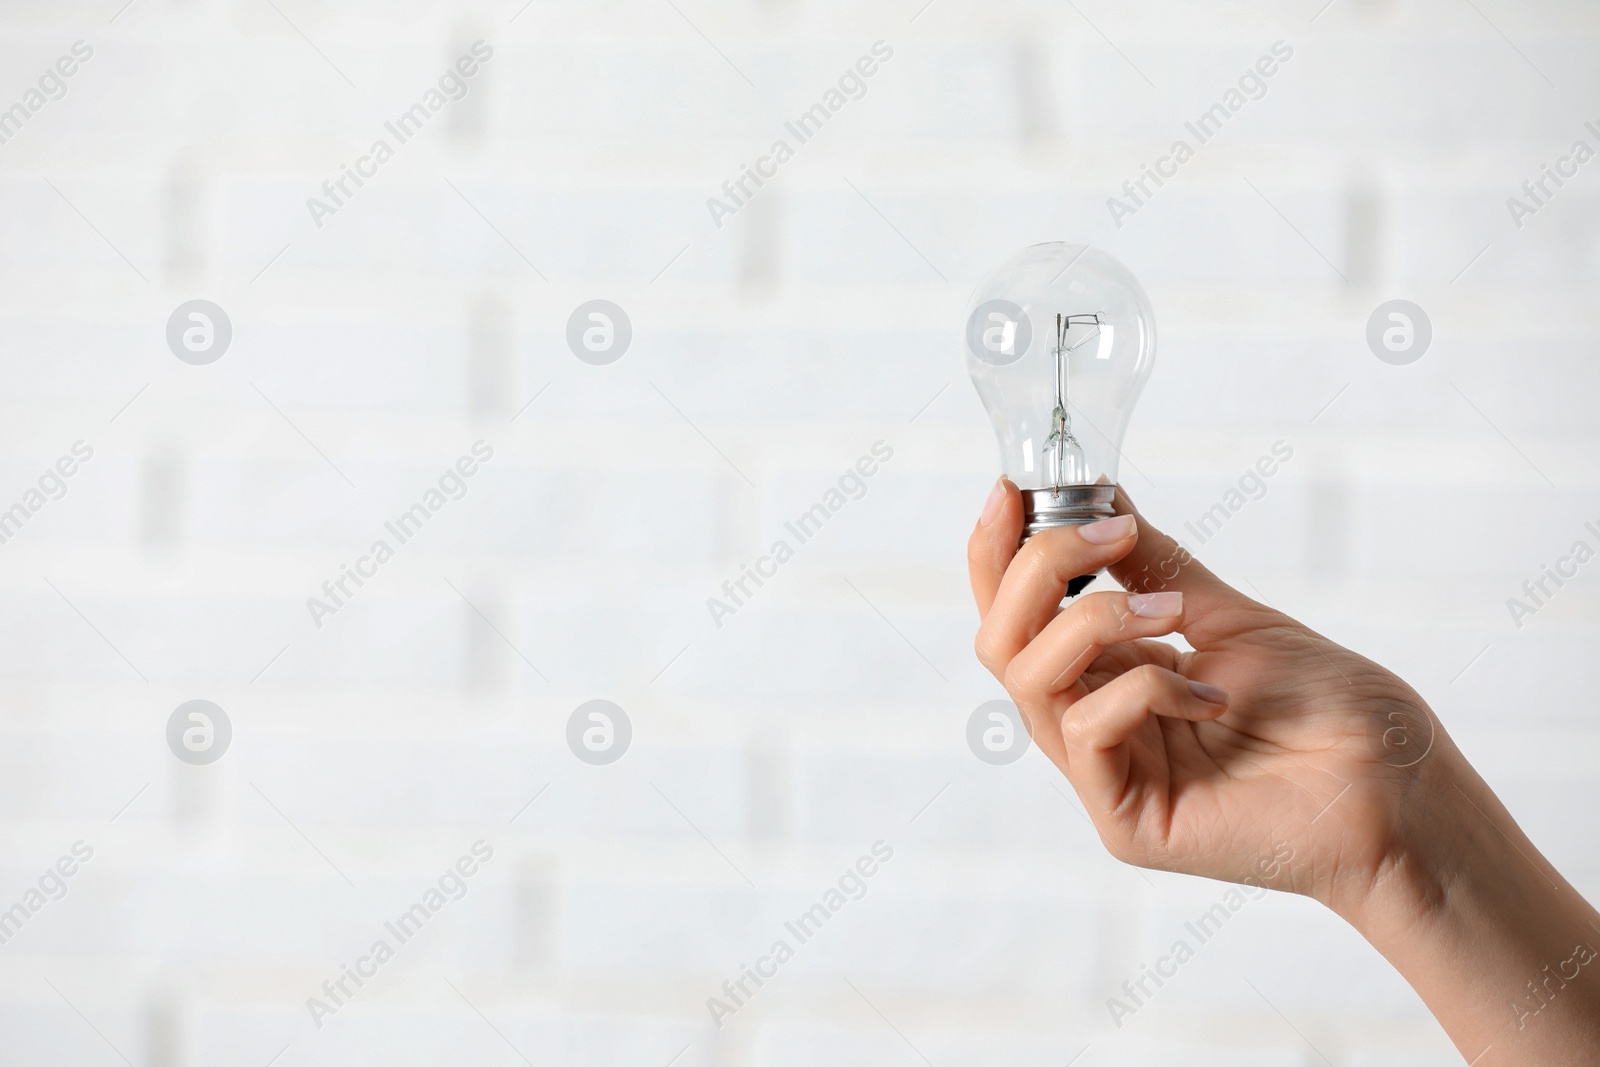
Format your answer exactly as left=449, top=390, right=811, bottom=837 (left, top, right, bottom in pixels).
left=974, top=515, right=1140, bottom=679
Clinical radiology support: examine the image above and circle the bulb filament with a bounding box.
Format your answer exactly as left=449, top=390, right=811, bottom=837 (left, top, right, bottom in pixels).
left=1045, top=312, right=1103, bottom=489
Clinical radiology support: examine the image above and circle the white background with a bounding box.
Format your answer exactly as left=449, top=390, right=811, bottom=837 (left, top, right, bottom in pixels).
left=0, top=0, right=1597, bottom=1064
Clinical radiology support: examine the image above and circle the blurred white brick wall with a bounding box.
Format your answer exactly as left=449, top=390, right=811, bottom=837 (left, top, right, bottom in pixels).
left=0, top=0, right=1596, bottom=1063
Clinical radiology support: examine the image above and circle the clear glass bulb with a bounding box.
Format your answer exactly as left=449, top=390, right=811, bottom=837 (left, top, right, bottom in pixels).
left=964, top=243, right=1156, bottom=541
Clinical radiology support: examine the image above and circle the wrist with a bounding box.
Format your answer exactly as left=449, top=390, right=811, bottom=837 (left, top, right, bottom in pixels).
left=1329, top=743, right=1476, bottom=939
left=1328, top=742, right=1600, bottom=1060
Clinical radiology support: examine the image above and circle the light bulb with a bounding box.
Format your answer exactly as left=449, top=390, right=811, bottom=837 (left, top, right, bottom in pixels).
left=964, top=243, right=1156, bottom=591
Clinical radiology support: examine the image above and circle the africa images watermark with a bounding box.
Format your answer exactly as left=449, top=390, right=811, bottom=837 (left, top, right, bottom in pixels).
left=1106, top=841, right=1295, bottom=1028
left=306, top=840, right=494, bottom=1028
left=1504, top=516, right=1600, bottom=629
left=1513, top=939, right=1597, bottom=1031
left=706, top=40, right=895, bottom=229
left=306, top=441, right=494, bottom=628
left=706, top=439, right=894, bottom=627
left=0, top=40, right=94, bottom=148
left=1505, top=117, right=1600, bottom=230
left=1177, top=440, right=1294, bottom=549
left=306, top=41, right=494, bottom=228
left=1108, top=40, right=1294, bottom=228
left=706, top=840, right=894, bottom=1028
left=0, top=440, right=95, bottom=548
left=0, top=841, right=94, bottom=947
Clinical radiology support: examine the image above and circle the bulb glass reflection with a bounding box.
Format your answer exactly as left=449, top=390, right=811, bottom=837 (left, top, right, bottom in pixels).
left=964, top=243, right=1156, bottom=538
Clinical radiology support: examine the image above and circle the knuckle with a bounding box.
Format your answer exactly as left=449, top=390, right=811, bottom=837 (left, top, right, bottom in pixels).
left=1010, top=533, right=1052, bottom=576
left=1011, top=528, right=1111, bottom=597
left=1061, top=706, right=1092, bottom=748
left=1055, top=593, right=1118, bottom=656
left=1022, top=528, right=1083, bottom=580
left=1001, top=659, right=1038, bottom=705
left=1090, top=591, right=1135, bottom=635
left=1128, top=662, right=1169, bottom=698
left=973, top=627, right=1003, bottom=675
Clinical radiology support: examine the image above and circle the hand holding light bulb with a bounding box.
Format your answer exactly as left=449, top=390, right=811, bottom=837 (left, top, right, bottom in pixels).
left=963, top=245, right=1600, bottom=1064
left=970, top=488, right=1442, bottom=909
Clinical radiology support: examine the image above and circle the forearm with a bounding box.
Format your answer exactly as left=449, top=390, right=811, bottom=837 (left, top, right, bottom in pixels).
left=1338, top=751, right=1600, bottom=1064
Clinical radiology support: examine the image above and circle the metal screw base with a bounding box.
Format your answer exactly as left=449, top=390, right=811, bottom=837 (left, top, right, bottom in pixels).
left=1020, top=484, right=1117, bottom=539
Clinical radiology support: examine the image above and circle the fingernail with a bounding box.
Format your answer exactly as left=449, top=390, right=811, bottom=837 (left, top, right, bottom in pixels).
left=1079, top=514, right=1135, bottom=544
left=1127, top=591, right=1182, bottom=618
left=980, top=478, right=1005, bottom=527
left=1187, top=680, right=1230, bottom=705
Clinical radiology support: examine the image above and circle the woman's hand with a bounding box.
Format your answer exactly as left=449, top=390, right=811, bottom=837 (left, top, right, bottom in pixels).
left=968, top=478, right=1600, bottom=1064
left=968, top=478, right=1439, bottom=910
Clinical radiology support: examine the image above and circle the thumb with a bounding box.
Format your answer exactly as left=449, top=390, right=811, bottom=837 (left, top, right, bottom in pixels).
left=1107, top=486, right=1266, bottom=645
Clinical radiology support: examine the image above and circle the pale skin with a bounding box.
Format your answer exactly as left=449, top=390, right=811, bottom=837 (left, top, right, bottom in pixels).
left=968, top=478, right=1600, bottom=1065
